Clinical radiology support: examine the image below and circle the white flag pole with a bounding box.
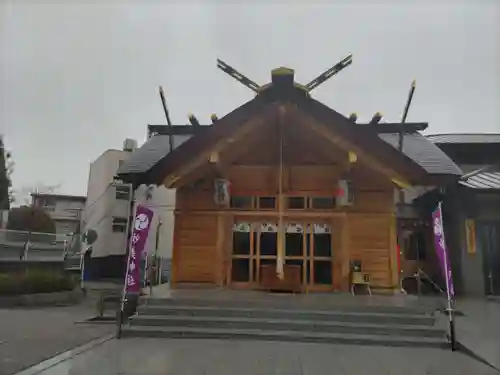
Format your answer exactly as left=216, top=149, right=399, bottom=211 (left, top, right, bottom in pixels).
left=438, top=201, right=457, bottom=350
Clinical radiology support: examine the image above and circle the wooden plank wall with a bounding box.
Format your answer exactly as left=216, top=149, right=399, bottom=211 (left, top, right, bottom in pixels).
left=171, top=213, right=218, bottom=284
left=172, top=163, right=397, bottom=290
left=346, top=214, right=393, bottom=288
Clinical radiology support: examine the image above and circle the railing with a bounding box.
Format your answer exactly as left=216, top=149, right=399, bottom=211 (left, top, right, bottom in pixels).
left=0, top=229, right=76, bottom=261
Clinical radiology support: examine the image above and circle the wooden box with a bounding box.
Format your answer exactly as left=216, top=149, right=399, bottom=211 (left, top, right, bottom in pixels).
left=259, top=264, right=302, bottom=293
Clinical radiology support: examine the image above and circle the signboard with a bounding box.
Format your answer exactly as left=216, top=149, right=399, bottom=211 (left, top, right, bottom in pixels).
left=432, top=202, right=455, bottom=298
left=124, top=205, right=154, bottom=294
left=465, top=219, right=477, bottom=255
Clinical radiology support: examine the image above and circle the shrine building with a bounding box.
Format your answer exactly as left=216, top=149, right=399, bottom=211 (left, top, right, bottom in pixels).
left=117, top=66, right=461, bottom=294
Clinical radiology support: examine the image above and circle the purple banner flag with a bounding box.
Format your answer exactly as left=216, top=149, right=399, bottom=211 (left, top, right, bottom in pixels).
left=124, top=205, right=154, bottom=294
left=432, top=202, right=455, bottom=298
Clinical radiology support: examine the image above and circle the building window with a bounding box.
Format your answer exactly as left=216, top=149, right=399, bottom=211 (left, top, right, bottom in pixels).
left=37, top=198, right=56, bottom=211
left=118, top=159, right=125, bottom=169
left=115, top=185, right=131, bottom=200
left=230, top=196, right=253, bottom=209
left=310, top=197, right=336, bottom=209
left=287, top=197, right=306, bottom=209
left=257, top=196, right=276, bottom=210
left=112, top=217, right=128, bottom=233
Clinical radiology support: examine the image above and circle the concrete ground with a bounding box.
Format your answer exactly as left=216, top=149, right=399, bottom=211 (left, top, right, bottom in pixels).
left=13, top=337, right=500, bottom=375
left=2, top=294, right=500, bottom=375
left=0, top=305, right=114, bottom=375
left=455, top=298, right=500, bottom=370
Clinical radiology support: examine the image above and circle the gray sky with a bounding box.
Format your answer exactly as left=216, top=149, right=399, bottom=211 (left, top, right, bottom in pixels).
left=1, top=1, right=499, bottom=199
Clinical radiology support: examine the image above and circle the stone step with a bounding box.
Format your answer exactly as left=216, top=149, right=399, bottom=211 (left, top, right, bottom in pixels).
left=141, top=297, right=437, bottom=316
left=120, top=326, right=447, bottom=349
left=129, top=315, right=445, bottom=338
left=137, top=305, right=436, bottom=326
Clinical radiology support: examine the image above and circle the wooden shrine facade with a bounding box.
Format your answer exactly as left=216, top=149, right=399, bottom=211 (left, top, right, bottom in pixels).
left=119, top=66, right=459, bottom=294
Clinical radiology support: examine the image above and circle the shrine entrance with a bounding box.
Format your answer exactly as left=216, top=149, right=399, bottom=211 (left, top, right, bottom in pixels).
left=230, top=220, right=334, bottom=291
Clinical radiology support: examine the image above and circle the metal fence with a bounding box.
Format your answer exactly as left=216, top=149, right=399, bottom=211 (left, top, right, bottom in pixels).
left=0, top=229, right=75, bottom=261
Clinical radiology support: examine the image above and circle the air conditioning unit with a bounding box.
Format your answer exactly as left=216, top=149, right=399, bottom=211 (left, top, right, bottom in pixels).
left=123, top=138, right=138, bottom=152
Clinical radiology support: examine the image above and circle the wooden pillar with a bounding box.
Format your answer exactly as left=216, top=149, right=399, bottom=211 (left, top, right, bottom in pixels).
left=333, top=214, right=350, bottom=292
left=170, top=212, right=180, bottom=288
left=215, top=213, right=225, bottom=286
left=223, top=215, right=234, bottom=286
left=332, top=217, right=341, bottom=290
left=388, top=213, right=399, bottom=292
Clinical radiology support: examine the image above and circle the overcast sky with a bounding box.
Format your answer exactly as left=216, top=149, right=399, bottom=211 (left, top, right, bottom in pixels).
left=1, top=1, right=499, bottom=199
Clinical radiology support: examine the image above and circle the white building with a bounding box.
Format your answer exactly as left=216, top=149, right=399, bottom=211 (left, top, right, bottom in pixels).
left=83, top=139, right=175, bottom=261
left=31, top=193, right=86, bottom=235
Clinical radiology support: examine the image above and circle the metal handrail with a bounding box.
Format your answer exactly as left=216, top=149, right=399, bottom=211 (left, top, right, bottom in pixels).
left=417, top=268, right=445, bottom=294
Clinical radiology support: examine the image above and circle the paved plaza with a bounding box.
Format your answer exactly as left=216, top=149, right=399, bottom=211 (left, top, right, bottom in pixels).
left=2, top=296, right=500, bottom=375
left=0, top=306, right=114, bottom=375
left=13, top=337, right=500, bottom=375
left=455, top=299, right=500, bottom=370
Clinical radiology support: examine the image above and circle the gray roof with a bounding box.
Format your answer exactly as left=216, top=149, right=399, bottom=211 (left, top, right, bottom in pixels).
left=117, top=134, right=191, bottom=175
left=426, top=133, right=500, bottom=144
left=378, top=132, right=462, bottom=175
left=118, top=131, right=462, bottom=178
left=459, top=167, right=500, bottom=189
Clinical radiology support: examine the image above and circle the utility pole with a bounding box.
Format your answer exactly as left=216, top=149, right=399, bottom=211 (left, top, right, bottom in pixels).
left=22, top=197, right=36, bottom=260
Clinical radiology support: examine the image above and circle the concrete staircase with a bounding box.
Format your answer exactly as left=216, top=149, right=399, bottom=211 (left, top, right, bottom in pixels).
left=121, top=296, right=448, bottom=348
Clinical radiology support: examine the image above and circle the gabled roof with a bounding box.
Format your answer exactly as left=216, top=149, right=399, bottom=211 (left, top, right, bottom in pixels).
left=460, top=172, right=500, bottom=189
left=117, top=134, right=191, bottom=175
left=379, top=133, right=462, bottom=175
left=118, top=131, right=463, bottom=180
left=427, top=133, right=500, bottom=144
left=117, top=72, right=461, bottom=187
left=459, top=165, right=500, bottom=190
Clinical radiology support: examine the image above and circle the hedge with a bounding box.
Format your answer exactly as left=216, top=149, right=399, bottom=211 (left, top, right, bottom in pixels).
left=0, top=271, right=76, bottom=296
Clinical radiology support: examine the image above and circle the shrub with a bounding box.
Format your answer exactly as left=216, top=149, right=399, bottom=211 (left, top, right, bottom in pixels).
left=0, top=270, right=76, bottom=296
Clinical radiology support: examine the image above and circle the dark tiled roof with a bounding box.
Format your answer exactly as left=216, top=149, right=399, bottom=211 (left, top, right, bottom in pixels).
left=119, top=131, right=462, bottom=179
left=459, top=167, right=500, bottom=189
left=117, top=134, right=191, bottom=175
left=31, top=193, right=86, bottom=202
left=116, top=79, right=459, bottom=186
left=426, top=133, right=500, bottom=144
left=378, top=133, right=462, bottom=176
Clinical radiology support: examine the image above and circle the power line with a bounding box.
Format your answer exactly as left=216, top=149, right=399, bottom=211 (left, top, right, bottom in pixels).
left=88, top=204, right=117, bottom=229
left=84, top=183, right=113, bottom=214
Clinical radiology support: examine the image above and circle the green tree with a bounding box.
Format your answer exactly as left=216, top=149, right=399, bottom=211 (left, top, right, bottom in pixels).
left=7, top=206, right=56, bottom=236
left=0, top=136, right=13, bottom=210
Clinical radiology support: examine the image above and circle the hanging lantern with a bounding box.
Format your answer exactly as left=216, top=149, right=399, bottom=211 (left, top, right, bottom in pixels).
left=337, top=179, right=354, bottom=206
left=213, top=178, right=230, bottom=206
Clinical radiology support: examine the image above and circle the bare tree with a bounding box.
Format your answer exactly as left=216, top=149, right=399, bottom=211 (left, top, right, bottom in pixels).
left=0, top=136, right=14, bottom=210
left=14, top=183, right=62, bottom=206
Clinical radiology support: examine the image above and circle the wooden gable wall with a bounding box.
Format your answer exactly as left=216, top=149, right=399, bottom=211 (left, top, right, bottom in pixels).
left=170, top=118, right=399, bottom=291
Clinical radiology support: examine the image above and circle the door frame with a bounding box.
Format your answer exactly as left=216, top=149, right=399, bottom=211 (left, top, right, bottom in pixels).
left=228, top=215, right=336, bottom=292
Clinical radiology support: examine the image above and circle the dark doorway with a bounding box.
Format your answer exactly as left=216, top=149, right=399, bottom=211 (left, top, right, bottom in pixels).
left=479, top=221, right=500, bottom=296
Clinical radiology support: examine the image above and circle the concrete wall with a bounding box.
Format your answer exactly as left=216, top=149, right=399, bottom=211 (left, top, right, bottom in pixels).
left=83, top=149, right=131, bottom=257
left=82, top=149, right=176, bottom=260
left=54, top=221, right=80, bottom=235
left=32, top=196, right=85, bottom=235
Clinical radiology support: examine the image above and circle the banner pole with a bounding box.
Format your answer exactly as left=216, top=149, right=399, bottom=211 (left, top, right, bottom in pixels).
left=117, top=184, right=135, bottom=339
left=117, top=198, right=155, bottom=339
left=437, top=201, right=457, bottom=351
